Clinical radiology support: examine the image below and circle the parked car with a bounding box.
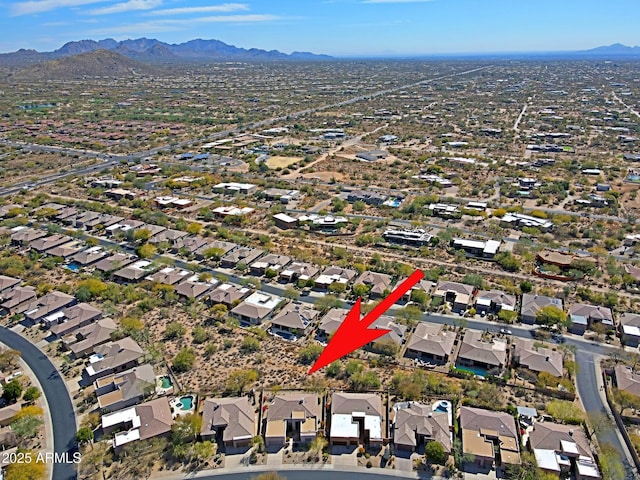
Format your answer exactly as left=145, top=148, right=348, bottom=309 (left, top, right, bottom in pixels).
left=500, top=328, right=512, bottom=335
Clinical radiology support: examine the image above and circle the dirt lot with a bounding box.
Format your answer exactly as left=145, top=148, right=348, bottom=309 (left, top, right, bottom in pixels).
left=265, top=156, right=303, bottom=169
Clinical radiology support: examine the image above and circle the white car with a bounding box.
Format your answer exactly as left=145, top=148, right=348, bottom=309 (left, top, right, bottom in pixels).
left=500, top=328, right=512, bottom=335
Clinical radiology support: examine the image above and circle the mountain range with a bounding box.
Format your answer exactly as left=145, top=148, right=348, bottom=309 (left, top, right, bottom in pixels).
left=0, top=37, right=332, bottom=67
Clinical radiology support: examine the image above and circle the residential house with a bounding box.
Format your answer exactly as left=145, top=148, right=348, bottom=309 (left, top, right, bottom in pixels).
left=405, top=324, right=456, bottom=364
left=175, top=279, right=217, bottom=302
left=383, top=228, right=433, bottom=247
left=368, top=315, right=407, bottom=354
left=148, top=229, right=188, bottom=246
left=317, top=308, right=349, bottom=341
left=207, top=283, right=251, bottom=308
left=29, top=234, right=72, bottom=253
left=273, top=213, right=298, bottom=230
left=270, top=303, right=320, bottom=337
left=613, top=365, right=640, bottom=397
left=314, top=266, right=357, bottom=290
left=619, top=313, right=640, bottom=347
left=105, top=219, right=144, bottom=238
left=71, top=246, right=107, bottom=267
left=0, top=403, right=22, bottom=427
left=459, top=406, right=520, bottom=468
left=95, top=364, right=156, bottom=412
left=475, top=290, right=517, bottom=315
left=249, top=254, right=291, bottom=275
left=265, top=393, right=319, bottom=447
left=451, top=238, right=501, bottom=259
left=528, top=421, right=600, bottom=479
left=393, top=402, right=451, bottom=453
left=330, top=392, right=384, bottom=447
left=568, top=304, right=614, bottom=335
left=24, top=291, right=76, bottom=324
left=0, top=286, right=37, bottom=314
left=230, top=292, right=284, bottom=325
left=146, top=267, right=191, bottom=286
left=63, top=318, right=118, bottom=358
left=354, top=271, right=393, bottom=298
left=457, top=330, right=508, bottom=372
left=200, top=397, right=256, bottom=447
left=433, top=281, right=477, bottom=313
left=171, top=236, right=210, bottom=256
left=47, top=303, right=102, bottom=338
left=520, top=294, right=563, bottom=325
left=113, top=260, right=157, bottom=283
left=0, top=276, right=20, bottom=297
left=102, top=397, right=172, bottom=452
left=195, top=240, right=237, bottom=261
left=220, top=247, right=264, bottom=269
left=511, top=338, right=563, bottom=377
left=94, top=253, right=135, bottom=273
left=212, top=182, right=257, bottom=195
left=278, top=262, right=319, bottom=284
left=45, top=241, right=85, bottom=260
left=10, top=227, right=46, bottom=247
left=83, top=337, right=144, bottom=381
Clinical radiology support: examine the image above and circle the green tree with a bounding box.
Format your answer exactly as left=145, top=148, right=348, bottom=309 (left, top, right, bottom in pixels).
left=173, top=348, right=196, bottom=373
left=136, top=243, right=157, bottom=259
left=22, top=387, right=40, bottom=402
left=536, top=305, right=567, bottom=328
left=283, top=287, right=300, bottom=300
left=410, top=289, right=429, bottom=309
left=76, top=426, right=94, bottom=445
left=241, top=336, right=261, bottom=353
left=226, top=369, right=259, bottom=395
left=425, top=441, right=446, bottom=464
left=599, top=443, right=626, bottom=480
left=133, top=228, right=152, bottom=243
left=298, top=344, right=323, bottom=365
left=520, top=281, right=533, bottom=293
left=172, top=413, right=202, bottom=445
left=4, top=449, right=45, bottom=480
left=164, top=322, right=186, bottom=340
left=11, top=415, right=43, bottom=441
left=314, top=295, right=343, bottom=312
left=352, top=283, right=370, bottom=297
left=2, top=380, right=22, bottom=403
left=395, top=305, right=423, bottom=327
left=613, top=388, right=640, bottom=414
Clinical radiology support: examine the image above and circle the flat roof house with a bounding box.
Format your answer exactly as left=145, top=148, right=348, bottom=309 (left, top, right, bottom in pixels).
left=511, top=338, right=563, bottom=377
left=457, top=330, right=508, bottom=371
left=459, top=406, right=520, bottom=469
left=451, top=238, right=501, bottom=259
left=95, top=364, right=155, bottom=413
left=265, top=393, right=319, bottom=447
left=84, top=337, right=144, bottom=382
left=393, top=402, right=451, bottom=453
left=330, top=392, right=383, bottom=447
left=405, top=323, right=456, bottom=365
left=102, top=397, right=173, bottom=453
left=200, top=397, right=256, bottom=447
left=520, top=294, right=563, bottom=325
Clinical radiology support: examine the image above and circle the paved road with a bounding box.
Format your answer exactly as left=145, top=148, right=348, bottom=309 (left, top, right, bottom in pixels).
left=191, top=470, right=410, bottom=480
left=0, top=327, right=78, bottom=480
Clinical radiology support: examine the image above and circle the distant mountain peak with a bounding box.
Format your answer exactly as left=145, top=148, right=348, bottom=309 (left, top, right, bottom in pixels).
left=581, top=43, right=640, bottom=55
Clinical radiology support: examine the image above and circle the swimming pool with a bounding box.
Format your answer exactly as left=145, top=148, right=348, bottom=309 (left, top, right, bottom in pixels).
left=65, top=263, right=80, bottom=272
left=628, top=175, right=640, bottom=182
left=161, top=376, right=172, bottom=389
left=179, top=395, right=194, bottom=410
left=454, top=365, right=489, bottom=377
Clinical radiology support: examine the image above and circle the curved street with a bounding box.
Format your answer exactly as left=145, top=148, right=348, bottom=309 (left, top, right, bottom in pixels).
left=0, top=327, right=78, bottom=480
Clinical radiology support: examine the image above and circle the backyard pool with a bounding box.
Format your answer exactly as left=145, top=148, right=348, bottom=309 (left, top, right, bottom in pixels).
left=65, top=263, right=81, bottom=272
left=178, top=395, right=194, bottom=411
left=628, top=174, right=640, bottom=183
left=161, top=376, right=172, bottom=389
left=432, top=400, right=451, bottom=413
left=454, top=364, right=489, bottom=377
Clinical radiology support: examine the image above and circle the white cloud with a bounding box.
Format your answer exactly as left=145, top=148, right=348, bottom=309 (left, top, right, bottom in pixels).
left=85, top=13, right=281, bottom=36
left=10, top=0, right=107, bottom=16
left=88, top=0, right=162, bottom=15
left=148, top=3, right=249, bottom=16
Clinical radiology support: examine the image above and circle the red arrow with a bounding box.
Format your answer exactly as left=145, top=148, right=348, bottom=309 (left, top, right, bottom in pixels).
left=308, top=269, right=424, bottom=374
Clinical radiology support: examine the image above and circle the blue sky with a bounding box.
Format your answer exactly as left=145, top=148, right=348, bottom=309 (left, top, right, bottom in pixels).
left=1, top=0, right=639, bottom=56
